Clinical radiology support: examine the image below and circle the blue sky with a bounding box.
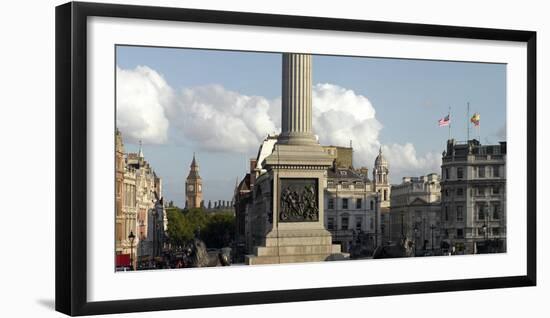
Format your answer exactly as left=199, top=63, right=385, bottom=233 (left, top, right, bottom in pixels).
left=116, top=45, right=506, bottom=207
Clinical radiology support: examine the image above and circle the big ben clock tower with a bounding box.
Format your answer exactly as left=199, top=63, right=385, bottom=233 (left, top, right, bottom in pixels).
left=185, top=153, right=203, bottom=209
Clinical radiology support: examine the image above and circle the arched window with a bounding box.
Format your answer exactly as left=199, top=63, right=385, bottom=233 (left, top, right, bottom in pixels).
left=384, top=189, right=388, bottom=201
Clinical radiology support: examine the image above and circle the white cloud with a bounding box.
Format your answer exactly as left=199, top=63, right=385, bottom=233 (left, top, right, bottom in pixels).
left=312, top=83, right=382, bottom=168
left=116, top=66, right=442, bottom=181
left=311, top=83, right=441, bottom=181
left=382, top=143, right=442, bottom=182
left=165, top=84, right=278, bottom=153
left=116, top=66, right=171, bottom=144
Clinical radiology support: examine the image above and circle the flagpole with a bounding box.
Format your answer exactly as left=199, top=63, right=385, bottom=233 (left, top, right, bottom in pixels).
left=467, top=102, right=470, bottom=142
left=448, top=106, right=451, bottom=140
left=478, top=117, right=481, bottom=141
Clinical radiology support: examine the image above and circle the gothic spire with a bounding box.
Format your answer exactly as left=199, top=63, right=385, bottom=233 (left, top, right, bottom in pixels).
left=138, top=140, right=144, bottom=159
left=187, top=153, right=200, bottom=180
left=191, top=152, right=197, bottom=168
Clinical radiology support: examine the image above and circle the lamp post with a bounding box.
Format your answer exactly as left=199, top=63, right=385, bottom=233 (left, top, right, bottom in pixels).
left=400, top=211, right=404, bottom=240
left=485, top=208, right=489, bottom=252
left=375, top=193, right=379, bottom=249
left=152, top=208, right=158, bottom=260
left=139, top=232, right=144, bottom=269
left=128, top=231, right=135, bottom=271
left=430, top=224, right=436, bottom=250
left=413, top=225, right=419, bottom=256
left=380, top=224, right=385, bottom=245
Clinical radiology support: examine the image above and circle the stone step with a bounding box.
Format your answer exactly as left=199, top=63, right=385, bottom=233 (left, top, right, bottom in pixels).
left=264, top=235, right=333, bottom=247
left=245, top=253, right=339, bottom=265
left=255, top=244, right=337, bottom=256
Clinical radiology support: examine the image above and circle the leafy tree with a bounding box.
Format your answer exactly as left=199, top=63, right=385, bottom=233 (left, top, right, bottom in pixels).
left=166, top=207, right=235, bottom=250
left=202, top=212, right=235, bottom=248
left=166, top=207, right=190, bottom=248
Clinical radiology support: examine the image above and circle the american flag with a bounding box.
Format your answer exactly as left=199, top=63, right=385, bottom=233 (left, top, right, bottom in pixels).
left=438, top=114, right=450, bottom=127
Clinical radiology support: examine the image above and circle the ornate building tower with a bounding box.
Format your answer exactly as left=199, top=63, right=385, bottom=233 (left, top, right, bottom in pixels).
left=185, top=153, right=203, bottom=209
left=373, top=147, right=391, bottom=208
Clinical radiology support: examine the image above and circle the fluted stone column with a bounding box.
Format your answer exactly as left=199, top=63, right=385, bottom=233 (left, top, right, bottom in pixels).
left=279, top=53, right=316, bottom=145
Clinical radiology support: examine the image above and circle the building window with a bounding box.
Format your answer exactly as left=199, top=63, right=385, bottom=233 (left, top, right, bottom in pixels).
left=456, top=206, right=464, bottom=221
left=445, top=189, right=449, bottom=197
left=328, top=199, right=334, bottom=210
left=342, top=182, right=349, bottom=189
left=445, top=168, right=450, bottom=179
left=493, top=205, right=500, bottom=219
left=445, top=206, right=449, bottom=221
left=478, top=205, right=486, bottom=220
left=477, top=187, right=485, bottom=196
left=342, top=198, right=349, bottom=209
left=493, top=186, right=500, bottom=194
left=479, top=166, right=486, bottom=178
left=370, top=200, right=374, bottom=210
left=457, top=188, right=464, bottom=196
left=492, top=227, right=500, bottom=236
left=457, top=228, right=464, bottom=238
left=356, top=198, right=362, bottom=209
left=355, top=217, right=362, bottom=230
left=493, top=166, right=500, bottom=177
left=341, top=216, right=349, bottom=230
left=457, top=167, right=464, bottom=179
left=327, top=217, right=335, bottom=230
left=369, top=218, right=374, bottom=230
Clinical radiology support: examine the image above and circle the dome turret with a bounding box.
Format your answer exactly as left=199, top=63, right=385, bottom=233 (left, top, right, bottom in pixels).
left=375, top=147, right=388, bottom=167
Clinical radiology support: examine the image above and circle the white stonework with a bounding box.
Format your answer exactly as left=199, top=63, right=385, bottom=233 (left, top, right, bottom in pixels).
left=390, top=173, right=441, bottom=254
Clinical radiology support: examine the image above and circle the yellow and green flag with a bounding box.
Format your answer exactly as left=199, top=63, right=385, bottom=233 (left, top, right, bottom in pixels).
left=470, top=112, right=480, bottom=126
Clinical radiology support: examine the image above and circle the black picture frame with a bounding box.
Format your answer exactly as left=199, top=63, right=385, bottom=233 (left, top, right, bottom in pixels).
left=55, top=1, right=537, bottom=316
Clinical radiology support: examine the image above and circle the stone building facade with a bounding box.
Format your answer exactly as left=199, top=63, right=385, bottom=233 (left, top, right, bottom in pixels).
left=233, top=158, right=256, bottom=262
left=441, top=139, right=506, bottom=254
left=440, top=139, right=507, bottom=254
left=322, top=146, right=353, bottom=169
left=389, top=174, right=441, bottom=254
left=115, top=132, right=164, bottom=269
left=325, top=166, right=381, bottom=254
left=185, top=154, right=203, bottom=209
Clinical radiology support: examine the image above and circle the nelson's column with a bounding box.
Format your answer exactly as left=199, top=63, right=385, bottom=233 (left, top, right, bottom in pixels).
left=245, top=53, right=347, bottom=265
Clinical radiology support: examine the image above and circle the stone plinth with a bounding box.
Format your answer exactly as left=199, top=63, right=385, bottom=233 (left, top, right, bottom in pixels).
left=245, top=229, right=345, bottom=265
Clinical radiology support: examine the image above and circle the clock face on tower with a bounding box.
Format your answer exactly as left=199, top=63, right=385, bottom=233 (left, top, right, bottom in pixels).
left=188, top=184, right=194, bottom=191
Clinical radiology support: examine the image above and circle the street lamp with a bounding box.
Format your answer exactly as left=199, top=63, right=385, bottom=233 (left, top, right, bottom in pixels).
left=380, top=224, right=385, bottom=245
left=374, top=193, right=380, bottom=248
left=430, top=224, right=436, bottom=251
left=128, top=231, right=135, bottom=271
left=152, top=207, right=158, bottom=260
left=481, top=208, right=489, bottom=253
left=413, top=225, right=419, bottom=256
left=400, top=212, right=404, bottom=240
left=139, top=232, right=144, bottom=269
